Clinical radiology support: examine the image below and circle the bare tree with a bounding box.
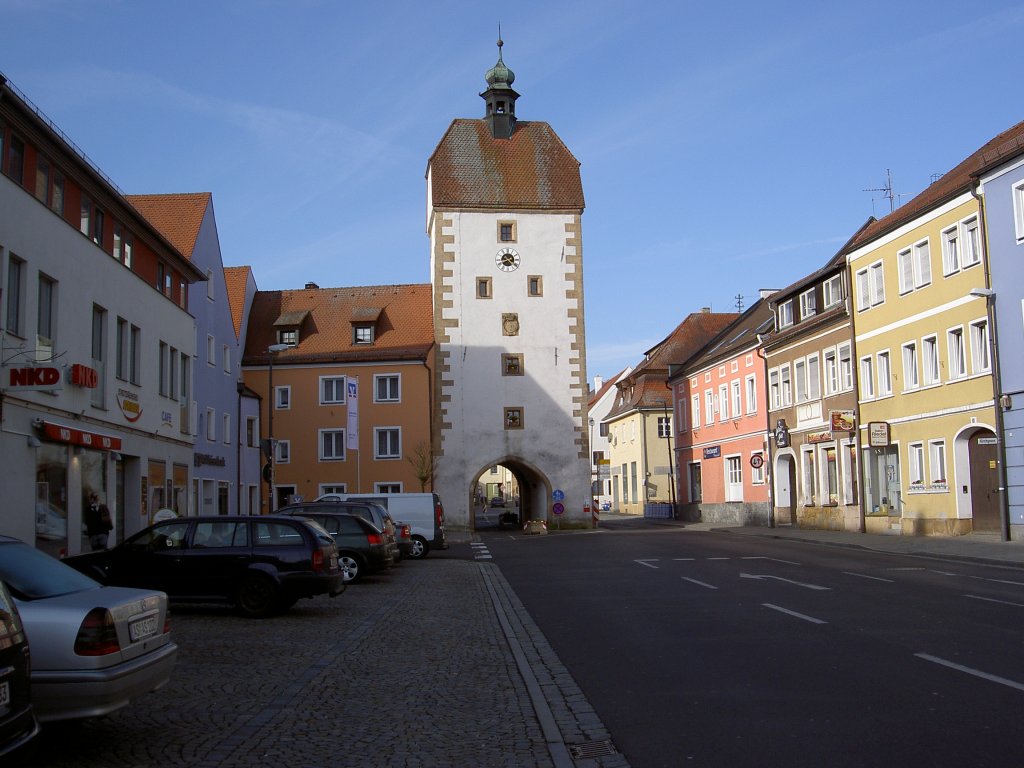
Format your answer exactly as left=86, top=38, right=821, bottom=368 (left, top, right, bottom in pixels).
left=407, top=441, right=436, bottom=492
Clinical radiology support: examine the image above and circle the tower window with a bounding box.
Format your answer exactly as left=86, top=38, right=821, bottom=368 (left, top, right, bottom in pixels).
left=497, top=221, right=517, bottom=242
left=504, top=407, right=523, bottom=430
left=528, top=276, right=543, bottom=297
left=477, top=277, right=492, bottom=299
left=496, top=101, right=505, bottom=114
left=502, top=354, right=524, bottom=376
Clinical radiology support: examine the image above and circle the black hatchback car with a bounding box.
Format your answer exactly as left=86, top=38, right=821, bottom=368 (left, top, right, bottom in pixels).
left=64, top=516, right=345, bottom=618
left=278, top=506, right=395, bottom=584
left=0, top=579, right=39, bottom=760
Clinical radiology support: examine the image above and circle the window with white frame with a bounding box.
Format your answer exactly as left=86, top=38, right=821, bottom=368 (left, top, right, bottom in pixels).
left=801, top=447, right=816, bottom=505
left=206, top=407, right=216, bottom=441
left=856, top=262, right=885, bottom=310
left=839, top=343, right=853, bottom=392
left=795, top=359, right=807, bottom=403
left=822, top=445, right=839, bottom=505
left=807, top=354, right=821, bottom=400
left=1014, top=180, right=1024, bottom=241
left=822, top=275, right=842, bottom=309
left=902, top=342, right=919, bottom=390
left=781, top=364, right=792, bottom=406
left=941, top=225, right=961, bottom=275
left=725, top=456, right=743, bottom=502
left=657, top=416, right=672, bottom=438
left=374, top=373, right=400, bottom=402
left=705, top=390, right=715, bottom=422
left=751, top=451, right=765, bottom=484
left=691, top=394, right=700, bottom=428
left=799, top=289, right=816, bottom=319
left=320, top=484, right=347, bottom=496
left=374, top=427, right=401, bottom=459
left=769, top=369, right=780, bottom=409
left=870, top=262, right=885, bottom=304
left=877, top=350, right=892, bottom=396
left=223, top=345, right=231, bottom=373
left=275, top=385, right=291, bottom=409
left=929, top=440, right=947, bottom=486
left=914, top=240, right=932, bottom=288
left=970, top=319, right=991, bottom=374
left=908, top=442, right=924, bottom=487
left=276, top=440, right=291, bottom=464
left=745, top=375, right=757, bottom=414
left=718, top=384, right=729, bottom=421
left=319, top=429, right=345, bottom=460
left=947, top=327, right=966, bottom=380
left=730, top=380, right=741, bottom=418
left=207, top=334, right=216, bottom=366
left=778, top=300, right=793, bottom=328
left=376, top=483, right=402, bottom=493
left=320, top=376, right=346, bottom=404
left=824, top=349, right=839, bottom=395
left=860, top=356, right=875, bottom=399
left=962, top=217, right=981, bottom=266
left=223, top=413, right=231, bottom=444
left=731, top=360, right=739, bottom=373
left=922, top=335, right=940, bottom=385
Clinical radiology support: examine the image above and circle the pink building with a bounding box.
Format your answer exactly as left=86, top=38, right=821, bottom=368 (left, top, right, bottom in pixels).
left=669, top=295, right=775, bottom=525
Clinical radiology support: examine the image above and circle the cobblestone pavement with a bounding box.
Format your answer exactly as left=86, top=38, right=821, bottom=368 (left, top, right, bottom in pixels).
left=25, top=549, right=629, bottom=768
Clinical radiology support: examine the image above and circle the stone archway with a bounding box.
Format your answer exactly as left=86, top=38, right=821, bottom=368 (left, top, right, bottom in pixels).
left=469, top=456, right=553, bottom=532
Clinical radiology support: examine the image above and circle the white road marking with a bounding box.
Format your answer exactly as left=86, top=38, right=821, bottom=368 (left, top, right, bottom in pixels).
left=673, top=557, right=697, bottom=561
left=843, top=571, right=894, bottom=582
left=964, top=594, right=1024, bottom=608
left=930, top=570, right=959, bottom=576
left=706, top=557, right=730, bottom=560
left=915, top=653, right=1024, bottom=692
left=740, top=573, right=831, bottom=590
left=635, top=559, right=660, bottom=569
left=741, top=556, right=802, bottom=565
left=682, top=577, right=718, bottom=590
left=762, top=603, right=827, bottom=624
left=968, top=575, right=1024, bottom=587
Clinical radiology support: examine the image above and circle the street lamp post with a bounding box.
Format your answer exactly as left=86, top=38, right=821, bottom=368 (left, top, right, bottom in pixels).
left=266, top=343, right=289, bottom=512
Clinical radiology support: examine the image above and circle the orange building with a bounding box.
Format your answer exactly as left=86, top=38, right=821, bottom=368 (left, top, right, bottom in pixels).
left=241, top=282, right=435, bottom=510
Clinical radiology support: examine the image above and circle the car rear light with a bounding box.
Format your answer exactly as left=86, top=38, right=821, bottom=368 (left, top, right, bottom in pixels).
left=312, top=548, right=325, bottom=573
left=366, top=532, right=383, bottom=545
left=163, top=611, right=172, bottom=635
left=435, top=502, right=444, bottom=525
left=74, top=608, right=121, bottom=656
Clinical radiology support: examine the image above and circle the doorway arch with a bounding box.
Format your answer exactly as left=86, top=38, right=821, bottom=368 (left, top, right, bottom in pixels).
left=469, top=456, right=553, bottom=532
left=773, top=451, right=797, bottom=526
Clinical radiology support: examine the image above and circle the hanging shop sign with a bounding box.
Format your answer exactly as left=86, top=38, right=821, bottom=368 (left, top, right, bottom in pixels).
left=868, top=421, right=891, bottom=448
left=40, top=421, right=122, bottom=451
left=4, top=365, right=63, bottom=392
left=70, top=364, right=98, bottom=388
left=807, top=431, right=833, bottom=444
left=774, top=419, right=791, bottom=448
left=829, top=410, right=855, bottom=432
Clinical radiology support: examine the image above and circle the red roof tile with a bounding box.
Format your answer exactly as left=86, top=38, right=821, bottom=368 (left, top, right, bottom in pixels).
left=428, top=119, right=584, bottom=211
left=125, top=193, right=211, bottom=259
left=242, top=283, right=435, bottom=365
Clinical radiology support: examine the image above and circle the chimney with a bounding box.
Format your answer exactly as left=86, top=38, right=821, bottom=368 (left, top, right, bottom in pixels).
left=305, top=282, right=319, bottom=290
left=593, top=376, right=604, bottom=392
left=700, top=307, right=711, bottom=313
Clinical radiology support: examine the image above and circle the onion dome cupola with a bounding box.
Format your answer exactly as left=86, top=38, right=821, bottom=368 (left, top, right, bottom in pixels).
left=480, top=36, right=520, bottom=140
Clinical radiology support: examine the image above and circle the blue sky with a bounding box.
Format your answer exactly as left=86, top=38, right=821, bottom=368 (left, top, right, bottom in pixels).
left=3, top=0, right=1022, bottom=382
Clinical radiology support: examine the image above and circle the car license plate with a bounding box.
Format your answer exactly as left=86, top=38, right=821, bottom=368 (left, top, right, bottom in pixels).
left=129, top=613, right=159, bottom=642
left=0, top=680, right=9, bottom=708
left=330, top=553, right=338, bottom=569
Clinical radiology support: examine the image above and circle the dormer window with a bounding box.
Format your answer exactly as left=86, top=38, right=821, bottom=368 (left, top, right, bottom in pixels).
left=273, top=309, right=309, bottom=348
left=353, top=325, right=374, bottom=345
left=278, top=329, right=298, bottom=346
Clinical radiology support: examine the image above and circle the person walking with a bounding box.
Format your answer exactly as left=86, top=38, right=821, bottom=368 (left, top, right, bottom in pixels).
left=84, top=492, right=112, bottom=551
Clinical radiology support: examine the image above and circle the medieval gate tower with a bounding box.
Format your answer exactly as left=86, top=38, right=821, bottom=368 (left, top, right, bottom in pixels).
left=426, top=40, right=591, bottom=530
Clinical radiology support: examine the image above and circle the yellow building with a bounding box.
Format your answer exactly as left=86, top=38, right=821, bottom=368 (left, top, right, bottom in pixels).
left=845, top=146, right=998, bottom=535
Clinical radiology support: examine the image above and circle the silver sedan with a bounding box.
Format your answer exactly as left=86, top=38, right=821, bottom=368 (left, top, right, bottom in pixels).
left=0, top=535, right=177, bottom=722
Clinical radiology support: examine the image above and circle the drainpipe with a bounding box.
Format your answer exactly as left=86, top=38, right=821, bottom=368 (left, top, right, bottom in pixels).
left=756, top=339, right=775, bottom=528
left=236, top=380, right=243, bottom=515
left=971, top=183, right=1011, bottom=541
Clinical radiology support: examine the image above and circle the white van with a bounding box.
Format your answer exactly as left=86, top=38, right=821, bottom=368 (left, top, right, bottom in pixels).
left=314, top=492, right=447, bottom=559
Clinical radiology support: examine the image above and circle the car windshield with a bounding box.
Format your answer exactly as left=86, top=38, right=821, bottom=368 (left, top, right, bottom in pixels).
left=0, top=541, right=99, bottom=600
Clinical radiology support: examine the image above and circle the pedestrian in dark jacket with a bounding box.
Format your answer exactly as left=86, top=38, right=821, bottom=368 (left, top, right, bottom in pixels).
left=84, top=492, right=112, bottom=551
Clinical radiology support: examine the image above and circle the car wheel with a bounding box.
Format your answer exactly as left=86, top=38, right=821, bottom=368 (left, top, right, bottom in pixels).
left=339, top=553, right=364, bottom=583
left=409, top=536, right=429, bottom=559
left=236, top=573, right=280, bottom=618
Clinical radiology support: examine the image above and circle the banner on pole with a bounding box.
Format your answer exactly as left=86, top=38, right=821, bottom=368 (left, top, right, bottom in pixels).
left=346, top=377, right=359, bottom=450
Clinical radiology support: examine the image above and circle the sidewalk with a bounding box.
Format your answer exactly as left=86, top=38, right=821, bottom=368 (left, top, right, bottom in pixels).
left=595, top=512, right=1024, bottom=568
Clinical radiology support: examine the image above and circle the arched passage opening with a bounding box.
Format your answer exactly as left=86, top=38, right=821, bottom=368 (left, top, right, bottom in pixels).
left=469, top=456, right=552, bottom=532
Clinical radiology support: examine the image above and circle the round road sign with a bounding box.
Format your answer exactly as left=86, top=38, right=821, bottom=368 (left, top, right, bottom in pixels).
left=552, top=502, right=565, bottom=515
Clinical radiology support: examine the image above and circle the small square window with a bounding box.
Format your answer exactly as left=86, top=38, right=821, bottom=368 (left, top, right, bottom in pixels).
left=504, top=407, right=524, bottom=430
left=498, top=221, right=517, bottom=242
left=528, top=275, right=543, bottom=297
left=279, top=329, right=298, bottom=346
left=477, top=277, right=492, bottom=299
left=502, top=353, right=524, bottom=376
left=353, top=325, right=374, bottom=344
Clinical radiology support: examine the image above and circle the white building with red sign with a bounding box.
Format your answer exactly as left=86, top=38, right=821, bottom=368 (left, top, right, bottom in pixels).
left=1, top=74, right=205, bottom=555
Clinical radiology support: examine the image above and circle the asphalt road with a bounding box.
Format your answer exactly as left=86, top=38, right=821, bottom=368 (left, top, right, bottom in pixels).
left=480, top=524, right=1024, bottom=768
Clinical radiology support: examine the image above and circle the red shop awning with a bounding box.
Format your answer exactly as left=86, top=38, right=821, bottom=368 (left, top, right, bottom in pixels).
left=41, top=421, right=122, bottom=451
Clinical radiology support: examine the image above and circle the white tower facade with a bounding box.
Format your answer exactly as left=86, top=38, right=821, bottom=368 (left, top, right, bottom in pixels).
left=426, top=44, right=591, bottom=530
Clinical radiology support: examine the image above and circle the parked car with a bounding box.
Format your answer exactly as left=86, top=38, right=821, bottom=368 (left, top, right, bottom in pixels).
left=489, top=497, right=506, bottom=507
left=300, top=501, right=401, bottom=563
left=393, top=520, right=413, bottom=560
left=316, top=493, right=448, bottom=559
left=0, top=536, right=177, bottom=723
left=64, top=516, right=345, bottom=618
left=0, top=578, right=39, bottom=758
left=277, top=506, right=395, bottom=583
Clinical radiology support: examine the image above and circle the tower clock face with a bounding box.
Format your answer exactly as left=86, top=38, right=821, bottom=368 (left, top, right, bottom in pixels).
left=495, top=247, right=521, bottom=272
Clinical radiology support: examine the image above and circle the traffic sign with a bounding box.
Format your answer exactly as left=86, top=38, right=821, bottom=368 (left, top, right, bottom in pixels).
left=552, top=502, right=565, bottom=515
left=552, top=489, right=565, bottom=501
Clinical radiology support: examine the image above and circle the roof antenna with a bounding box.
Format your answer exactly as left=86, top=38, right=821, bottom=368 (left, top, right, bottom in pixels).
left=734, top=294, right=745, bottom=313
left=864, top=169, right=898, bottom=215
